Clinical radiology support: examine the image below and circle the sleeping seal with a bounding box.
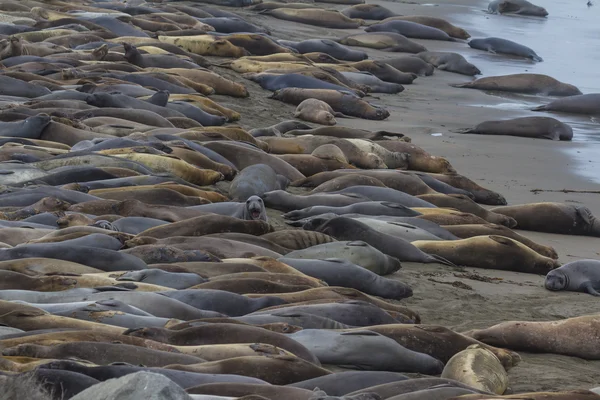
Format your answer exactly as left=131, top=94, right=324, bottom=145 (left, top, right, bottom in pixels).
left=545, top=260, right=600, bottom=296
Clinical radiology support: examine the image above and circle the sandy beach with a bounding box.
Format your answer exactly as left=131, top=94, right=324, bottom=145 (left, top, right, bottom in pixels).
left=210, top=0, right=600, bottom=392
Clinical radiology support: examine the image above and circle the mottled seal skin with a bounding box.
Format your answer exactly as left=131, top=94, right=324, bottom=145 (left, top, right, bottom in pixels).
left=491, top=202, right=600, bottom=236
left=289, top=330, right=443, bottom=374
left=469, top=315, right=600, bottom=360
left=412, top=235, right=559, bottom=274
left=451, top=74, right=581, bottom=96
left=459, top=116, right=573, bottom=141
left=488, top=0, right=548, bottom=17
left=532, top=94, right=600, bottom=116
left=289, top=371, right=408, bottom=396
left=469, top=37, right=542, bottom=61
left=417, top=51, right=481, bottom=76
left=278, top=39, right=368, bottom=61
left=279, top=257, right=411, bottom=299
left=545, top=260, right=600, bottom=296
left=365, top=20, right=455, bottom=41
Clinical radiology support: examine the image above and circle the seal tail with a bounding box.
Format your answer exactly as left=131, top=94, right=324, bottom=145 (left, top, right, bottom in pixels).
left=428, top=254, right=457, bottom=267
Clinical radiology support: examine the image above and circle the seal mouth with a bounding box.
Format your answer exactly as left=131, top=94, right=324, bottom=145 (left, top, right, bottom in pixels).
left=249, top=208, right=261, bottom=219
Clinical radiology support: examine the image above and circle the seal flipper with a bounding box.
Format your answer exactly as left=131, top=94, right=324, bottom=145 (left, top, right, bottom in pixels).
left=582, top=282, right=600, bottom=296
left=428, top=254, right=457, bottom=267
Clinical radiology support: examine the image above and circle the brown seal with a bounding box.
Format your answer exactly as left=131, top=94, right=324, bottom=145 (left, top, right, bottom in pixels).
left=309, top=174, right=387, bottom=193
left=149, top=261, right=266, bottom=277
left=261, top=230, right=336, bottom=250
left=0, top=258, right=103, bottom=276
left=375, top=140, right=456, bottom=173
left=412, top=235, right=560, bottom=274
left=416, top=194, right=516, bottom=227
left=191, top=278, right=314, bottom=294
left=379, top=16, right=470, bottom=39
left=451, top=74, right=581, bottom=96
left=423, top=173, right=507, bottom=205
left=294, top=99, right=338, bottom=125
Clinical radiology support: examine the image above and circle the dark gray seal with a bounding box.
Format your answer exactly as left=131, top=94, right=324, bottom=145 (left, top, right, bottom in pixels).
left=278, top=257, right=412, bottom=300
left=0, top=114, right=51, bottom=139
left=329, top=186, right=437, bottom=208
left=283, top=201, right=421, bottom=220
left=197, top=17, right=268, bottom=33
left=545, top=260, right=600, bottom=296
left=111, top=217, right=169, bottom=235
left=340, top=4, right=397, bottom=20
left=417, top=51, right=481, bottom=75
left=117, top=269, right=206, bottom=290
left=382, top=56, right=435, bottom=76
left=288, top=330, right=444, bottom=374
left=365, top=20, right=454, bottom=41
left=303, top=216, right=454, bottom=265
left=0, top=76, right=51, bottom=98
left=53, top=305, right=177, bottom=329
left=532, top=94, right=600, bottom=115
left=235, top=312, right=351, bottom=330
left=468, top=37, right=542, bottom=61
left=85, top=93, right=184, bottom=119
left=123, top=43, right=200, bottom=69
left=229, top=164, right=290, bottom=201
left=289, top=371, right=408, bottom=396
left=188, top=195, right=268, bottom=222
left=246, top=73, right=358, bottom=94
left=459, top=116, right=573, bottom=141
left=263, top=191, right=368, bottom=212
left=488, top=0, right=548, bottom=16
left=249, top=120, right=312, bottom=137
left=159, top=289, right=286, bottom=316
left=339, top=72, right=404, bottom=94
left=278, top=39, right=367, bottom=62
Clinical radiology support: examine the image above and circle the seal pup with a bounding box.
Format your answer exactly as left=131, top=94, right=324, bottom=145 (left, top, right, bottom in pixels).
left=458, top=116, right=573, bottom=141
left=294, top=99, right=340, bottom=125
left=545, top=260, right=600, bottom=296
left=469, top=37, right=543, bottom=61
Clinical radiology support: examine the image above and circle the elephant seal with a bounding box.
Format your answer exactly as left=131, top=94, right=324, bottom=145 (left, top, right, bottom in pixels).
left=490, top=202, right=600, bottom=236
left=416, top=194, right=516, bottom=226
left=263, top=8, right=363, bottom=29
left=186, top=382, right=314, bottom=399
left=381, top=16, right=470, bottom=39
left=412, top=235, right=559, bottom=274
left=441, top=344, right=508, bottom=394
left=417, top=52, right=481, bottom=75
left=187, top=197, right=269, bottom=222
left=277, top=39, right=367, bottom=61
left=451, top=74, right=581, bottom=96
left=545, top=260, right=600, bottom=296
left=469, top=314, right=600, bottom=360
left=532, top=94, right=600, bottom=115
left=125, top=324, right=320, bottom=364
left=381, top=56, right=435, bottom=76
left=261, top=230, right=335, bottom=251
left=2, top=342, right=203, bottom=367
left=488, top=0, right=548, bottom=17
left=230, top=164, right=289, bottom=201
left=264, top=191, right=368, bottom=212
left=340, top=72, right=405, bottom=94
left=304, top=216, right=453, bottom=265
left=309, top=175, right=386, bottom=193
left=283, top=201, right=420, bottom=220
left=289, top=330, right=443, bottom=374
left=458, top=116, right=573, bottom=141
left=351, top=218, right=444, bottom=242
left=469, top=37, right=542, bottom=61
left=245, top=72, right=358, bottom=94
left=117, top=269, right=206, bottom=290
left=443, top=224, right=558, bottom=259
left=0, top=115, right=51, bottom=139
left=341, top=4, right=397, bottom=19
left=423, top=172, right=507, bottom=205
left=294, top=99, right=339, bottom=125
left=337, top=32, right=427, bottom=53
left=365, top=20, right=455, bottom=41
left=249, top=120, right=312, bottom=137
left=235, top=312, right=350, bottom=330
left=290, top=371, right=408, bottom=396
left=270, top=88, right=389, bottom=120
left=283, top=240, right=401, bottom=275
left=279, top=257, right=412, bottom=299
left=330, top=186, right=437, bottom=208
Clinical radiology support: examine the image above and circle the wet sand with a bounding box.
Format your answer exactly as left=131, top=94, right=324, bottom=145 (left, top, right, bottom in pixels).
left=218, top=0, right=600, bottom=392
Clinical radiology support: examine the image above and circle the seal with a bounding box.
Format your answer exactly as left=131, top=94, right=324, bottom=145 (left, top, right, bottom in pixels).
left=124, top=324, right=320, bottom=364
left=488, top=0, right=548, bottom=17
left=186, top=382, right=315, bottom=400
left=417, top=51, right=481, bottom=75
left=423, top=172, right=507, bottom=205
left=117, top=269, right=206, bottom=290
left=490, top=202, right=600, bottom=236
left=350, top=218, right=445, bottom=241
left=245, top=72, right=359, bottom=94
left=380, top=56, right=435, bottom=76
left=451, top=74, right=581, bottom=96
left=283, top=201, right=420, bottom=220
left=443, top=223, right=558, bottom=259
left=277, top=39, right=367, bottom=61
left=339, top=72, right=405, bottom=94
left=279, top=257, right=411, bottom=299
left=341, top=4, right=397, bottom=19
left=235, top=311, right=350, bottom=330
left=192, top=277, right=313, bottom=294
left=348, top=60, right=418, bottom=84
left=283, top=240, right=401, bottom=275
left=309, top=174, right=387, bottom=193
left=337, top=32, right=427, bottom=53
left=260, top=230, right=335, bottom=251
left=303, top=216, right=454, bottom=265
left=469, top=37, right=542, bottom=61
left=416, top=194, right=516, bottom=226
left=189, top=196, right=269, bottom=222
left=545, top=260, right=600, bottom=296
left=365, top=20, right=455, bottom=41
left=290, top=371, right=408, bottom=396
left=0, top=114, right=51, bottom=139
left=270, top=88, right=389, bottom=120
left=532, top=94, right=600, bottom=115
left=294, top=99, right=339, bottom=125
left=329, top=186, right=433, bottom=208
left=275, top=153, right=355, bottom=177
left=380, top=16, right=470, bottom=39
left=165, top=355, right=330, bottom=385
left=229, top=164, right=289, bottom=201
left=469, top=314, right=600, bottom=360
left=263, top=8, right=363, bottom=29
left=458, top=116, right=573, bottom=141
left=289, top=330, right=443, bottom=374
left=441, top=344, right=508, bottom=394
left=412, top=235, right=559, bottom=273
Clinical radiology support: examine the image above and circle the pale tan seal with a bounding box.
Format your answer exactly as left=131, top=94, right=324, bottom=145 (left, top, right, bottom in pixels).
left=294, top=99, right=339, bottom=125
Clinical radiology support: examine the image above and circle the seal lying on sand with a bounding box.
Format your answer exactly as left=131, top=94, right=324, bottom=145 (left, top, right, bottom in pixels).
left=458, top=117, right=573, bottom=141
left=469, top=37, right=543, bottom=62
left=545, top=260, right=600, bottom=296
left=488, top=0, right=548, bottom=17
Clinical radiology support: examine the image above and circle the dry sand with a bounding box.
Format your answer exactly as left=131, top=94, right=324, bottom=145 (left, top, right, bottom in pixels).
left=207, top=0, right=600, bottom=392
